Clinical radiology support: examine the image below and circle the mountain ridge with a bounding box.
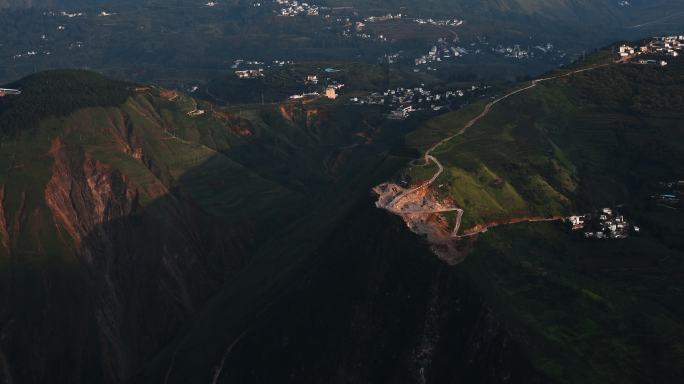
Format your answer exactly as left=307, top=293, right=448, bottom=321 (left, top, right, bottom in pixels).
left=0, top=68, right=418, bottom=383
left=1, top=36, right=684, bottom=383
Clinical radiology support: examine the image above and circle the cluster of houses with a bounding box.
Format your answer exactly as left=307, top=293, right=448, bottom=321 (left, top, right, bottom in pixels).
left=10, top=10, right=102, bottom=61
left=275, top=0, right=319, bottom=16
left=412, top=37, right=563, bottom=70
left=235, top=69, right=264, bottom=79
left=413, top=18, right=464, bottom=27
left=651, top=180, right=684, bottom=210
left=60, top=11, right=84, bottom=18
left=11, top=50, right=51, bottom=60
left=414, top=37, right=469, bottom=67
left=568, top=208, right=638, bottom=240
left=619, top=35, right=683, bottom=66
left=9, top=25, right=72, bottom=59
left=492, top=44, right=531, bottom=59
left=350, top=85, right=482, bottom=119
left=304, top=75, right=319, bottom=85
left=7, top=13, right=64, bottom=60
left=289, top=77, right=343, bottom=101
left=341, top=28, right=388, bottom=42
left=232, top=59, right=265, bottom=69
left=231, top=59, right=295, bottom=79
left=337, top=18, right=388, bottom=42
left=364, top=13, right=402, bottom=23
left=362, top=13, right=463, bottom=26
left=336, top=13, right=411, bottom=42
left=491, top=43, right=564, bottom=60
left=335, top=13, right=466, bottom=44
left=382, top=52, right=401, bottom=64
left=288, top=86, right=338, bottom=100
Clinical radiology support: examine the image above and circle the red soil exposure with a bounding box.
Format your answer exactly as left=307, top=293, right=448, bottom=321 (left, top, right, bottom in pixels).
left=159, top=90, right=178, bottom=100
left=212, top=110, right=253, bottom=137
left=460, top=215, right=564, bottom=237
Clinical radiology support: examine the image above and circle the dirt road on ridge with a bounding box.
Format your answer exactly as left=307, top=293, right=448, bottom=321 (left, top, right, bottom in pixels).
left=381, top=63, right=610, bottom=237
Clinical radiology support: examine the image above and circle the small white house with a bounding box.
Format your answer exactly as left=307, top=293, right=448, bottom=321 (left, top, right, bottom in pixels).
left=619, top=45, right=635, bottom=55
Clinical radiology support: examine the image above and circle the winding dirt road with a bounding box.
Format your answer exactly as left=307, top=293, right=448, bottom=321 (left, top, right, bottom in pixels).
left=383, top=63, right=611, bottom=237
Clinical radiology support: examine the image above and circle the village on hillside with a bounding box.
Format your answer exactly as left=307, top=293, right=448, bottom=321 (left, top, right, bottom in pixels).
left=350, top=84, right=487, bottom=119
left=275, top=0, right=319, bottom=16
left=567, top=208, right=639, bottom=240
left=288, top=77, right=343, bottom=101
left=412, top=37, right=564, bottom=72
left=618, top=35, right=683, bottom=66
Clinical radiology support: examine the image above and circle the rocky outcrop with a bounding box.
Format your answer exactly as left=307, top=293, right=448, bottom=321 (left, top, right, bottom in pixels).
left=33, top=133, right=255, bottom=383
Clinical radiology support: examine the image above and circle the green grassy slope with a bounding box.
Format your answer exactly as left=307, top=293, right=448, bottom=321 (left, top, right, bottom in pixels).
left=0, top=70, right=299, bottom=221
left=406, top=57, right=684, bottom=229
left=400, top=54, right=684, bottom=382
left=463, top=219, right=684, bottom=383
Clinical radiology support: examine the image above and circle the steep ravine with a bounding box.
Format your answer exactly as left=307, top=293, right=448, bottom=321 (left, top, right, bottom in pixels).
left=0, top=69, right=552, bottom=383
left=160, top=197, right=544, bottom=384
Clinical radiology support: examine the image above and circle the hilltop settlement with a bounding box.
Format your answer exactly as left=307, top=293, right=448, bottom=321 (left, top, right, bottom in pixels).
left=567, top=208, right=639, bottom=240
left=618, top=35, right=683, bottom=65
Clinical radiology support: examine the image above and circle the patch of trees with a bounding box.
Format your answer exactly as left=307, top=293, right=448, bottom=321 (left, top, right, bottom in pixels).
left=573, top=63, right=684, bottom=113
left=0, top=69, right=131, bottom=136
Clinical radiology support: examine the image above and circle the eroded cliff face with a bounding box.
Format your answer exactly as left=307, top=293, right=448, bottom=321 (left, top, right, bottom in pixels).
left=0, top=70, right=304, bottom=383
left=41, top=136, right=137, bottom=381
left=278, top=103, right=326, bottom=128
left=45, top=137, right=138, bottom=253
left=0, top=121, right=256, bottom=383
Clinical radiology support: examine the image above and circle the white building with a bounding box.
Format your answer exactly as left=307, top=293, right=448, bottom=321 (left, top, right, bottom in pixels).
left=569, top=216, right=585, bottom=230
left=619, top=45, right=635, bottom=55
